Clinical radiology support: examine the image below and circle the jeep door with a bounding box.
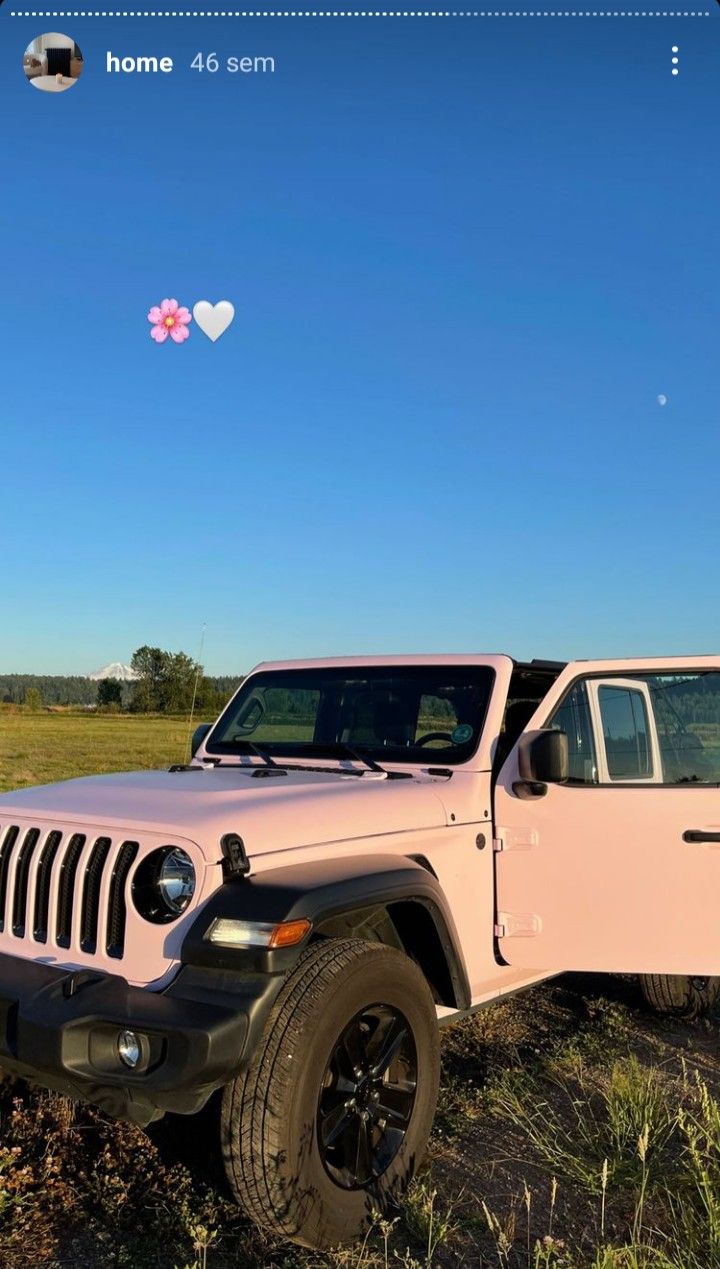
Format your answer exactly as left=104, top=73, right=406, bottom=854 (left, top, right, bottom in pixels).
left=493, top=658, right=720, bottom=974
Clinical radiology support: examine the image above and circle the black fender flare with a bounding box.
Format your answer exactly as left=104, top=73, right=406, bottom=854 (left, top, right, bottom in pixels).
left=181, top=853, right=471, bottom=1012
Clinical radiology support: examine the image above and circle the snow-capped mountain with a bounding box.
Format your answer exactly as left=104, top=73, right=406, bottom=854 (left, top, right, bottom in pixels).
left=87, top=662, right=139, bottom=682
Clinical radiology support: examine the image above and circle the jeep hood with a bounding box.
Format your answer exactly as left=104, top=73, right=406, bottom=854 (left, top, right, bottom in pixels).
left=0, top=766, right=452, bottom=861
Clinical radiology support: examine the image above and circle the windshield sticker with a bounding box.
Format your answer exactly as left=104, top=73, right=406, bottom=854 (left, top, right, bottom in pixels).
left=451, top=724, right=473, bottom=745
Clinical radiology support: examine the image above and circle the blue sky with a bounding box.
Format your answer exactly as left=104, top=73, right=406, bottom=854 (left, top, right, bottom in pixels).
left=1, top=10, right=719, bottom=674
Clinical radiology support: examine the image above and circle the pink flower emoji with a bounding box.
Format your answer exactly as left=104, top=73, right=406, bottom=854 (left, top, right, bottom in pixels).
left=148, top=298, right=192, bottom=344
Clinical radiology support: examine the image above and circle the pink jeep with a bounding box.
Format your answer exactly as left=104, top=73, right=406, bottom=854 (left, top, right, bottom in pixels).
left=0, top=654, right=719, bottom=1248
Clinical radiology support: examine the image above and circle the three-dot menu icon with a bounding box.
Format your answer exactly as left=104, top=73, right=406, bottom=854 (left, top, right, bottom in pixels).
left=672, top=46, right=679, bottom=76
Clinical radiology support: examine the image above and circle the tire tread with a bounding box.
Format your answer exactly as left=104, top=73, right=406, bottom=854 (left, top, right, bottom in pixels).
left=638, top=973, right=720, bottom=1021
left=222, top=937, right=435, bottom=1242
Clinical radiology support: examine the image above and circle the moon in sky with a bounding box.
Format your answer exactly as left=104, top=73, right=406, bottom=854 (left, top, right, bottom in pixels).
left=657, top=394, right=668, bottom=406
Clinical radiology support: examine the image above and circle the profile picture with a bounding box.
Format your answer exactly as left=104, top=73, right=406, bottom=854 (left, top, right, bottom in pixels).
left=23, top=34, right=84, bottom=93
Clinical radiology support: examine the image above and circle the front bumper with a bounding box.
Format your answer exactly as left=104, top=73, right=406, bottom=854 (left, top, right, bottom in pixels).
left=0, top=951, right=282, bottom=1125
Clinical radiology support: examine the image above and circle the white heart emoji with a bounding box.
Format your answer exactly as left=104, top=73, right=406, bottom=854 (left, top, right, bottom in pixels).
left=193, top=300, right=235, bottom=342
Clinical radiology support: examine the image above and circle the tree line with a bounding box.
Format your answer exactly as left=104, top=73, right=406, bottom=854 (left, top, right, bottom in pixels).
left=652, top=677, right=720, bottom=727
left=1, top=648, right=243, bottom=714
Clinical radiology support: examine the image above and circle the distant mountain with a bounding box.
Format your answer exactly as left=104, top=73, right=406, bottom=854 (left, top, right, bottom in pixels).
left=88, top=662, right=139, bottom=682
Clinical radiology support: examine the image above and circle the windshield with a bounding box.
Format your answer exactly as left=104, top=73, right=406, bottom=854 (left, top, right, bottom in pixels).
left=206, top=666, right=495, bottom=765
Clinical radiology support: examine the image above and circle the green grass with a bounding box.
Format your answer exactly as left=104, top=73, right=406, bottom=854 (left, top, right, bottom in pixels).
left=0, top=709, right=191, bottom=793
left=3, top=712, right=720, bottom=1266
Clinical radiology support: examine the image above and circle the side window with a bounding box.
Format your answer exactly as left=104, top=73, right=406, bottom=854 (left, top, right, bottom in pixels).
left=546, top=671, right=720, bottom=787
left=597, top=686, right=652, bottom=780
left=646, top=672, right=720, bottom=784
left=546, top=682, right=597, bottom=784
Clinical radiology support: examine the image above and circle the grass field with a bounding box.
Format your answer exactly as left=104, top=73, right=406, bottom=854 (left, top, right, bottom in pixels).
left=2, top=712, right=720, bottom=1267
left=0, top=709, right=191, bottom=794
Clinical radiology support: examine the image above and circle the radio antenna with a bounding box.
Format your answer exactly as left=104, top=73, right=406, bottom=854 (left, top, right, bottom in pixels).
left=185, top=622, right=207, bottom=763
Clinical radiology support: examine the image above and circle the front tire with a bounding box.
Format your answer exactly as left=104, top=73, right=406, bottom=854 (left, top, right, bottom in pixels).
left=221, top=937, right=440, bottom=1249
left=638, top=974, right=720, bottom=1021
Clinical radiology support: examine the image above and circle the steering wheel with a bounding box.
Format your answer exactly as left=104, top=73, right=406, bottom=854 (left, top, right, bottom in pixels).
left=416, top=731, right=455, bottom=747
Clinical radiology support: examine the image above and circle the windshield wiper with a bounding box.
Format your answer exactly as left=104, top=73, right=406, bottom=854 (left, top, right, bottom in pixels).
left=320, top=742, right=387, bottom=775
left=218, top=739, right=279, bottom=767
left=204, top=741, right=389, bottom=776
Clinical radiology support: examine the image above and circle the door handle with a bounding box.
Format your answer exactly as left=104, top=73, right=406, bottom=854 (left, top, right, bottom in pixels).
left=683, top=830, right=720, bottom=844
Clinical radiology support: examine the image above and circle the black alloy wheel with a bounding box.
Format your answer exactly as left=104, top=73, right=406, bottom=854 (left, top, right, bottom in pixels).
left=318, top=1003, right=418, bottom=1189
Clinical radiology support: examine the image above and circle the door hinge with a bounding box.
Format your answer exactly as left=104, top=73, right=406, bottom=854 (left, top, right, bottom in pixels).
left=493, top=827, right=538, bottom=852
left=494, top=912, right=542, bottom=939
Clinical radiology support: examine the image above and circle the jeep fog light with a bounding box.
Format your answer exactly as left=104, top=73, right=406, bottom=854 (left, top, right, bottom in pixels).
left=118, top=1029, right=141, bottom=1069
left=207, top=917, right=311, bottom=949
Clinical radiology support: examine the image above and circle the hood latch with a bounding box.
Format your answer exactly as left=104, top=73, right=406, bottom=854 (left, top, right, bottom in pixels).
left=220, top=832, right=251, bottom=879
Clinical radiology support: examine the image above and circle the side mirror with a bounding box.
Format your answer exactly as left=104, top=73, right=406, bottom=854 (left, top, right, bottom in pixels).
left=191, top=722, right=212, bottom=758
left=517, top=729, right=569, bottom=788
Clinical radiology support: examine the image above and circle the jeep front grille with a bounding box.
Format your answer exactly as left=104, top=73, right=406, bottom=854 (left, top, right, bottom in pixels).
left=105, top=840, right=140, bottom=957
left=0, top=824, right=139, bottom=961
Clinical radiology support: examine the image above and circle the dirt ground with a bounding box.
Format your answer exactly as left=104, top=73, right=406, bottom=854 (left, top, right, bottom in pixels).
left=1, top=971, right=718, bottom=1269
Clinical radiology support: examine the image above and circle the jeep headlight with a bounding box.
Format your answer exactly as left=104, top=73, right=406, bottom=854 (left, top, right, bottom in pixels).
left=132, top=847, right=196, bottom=923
